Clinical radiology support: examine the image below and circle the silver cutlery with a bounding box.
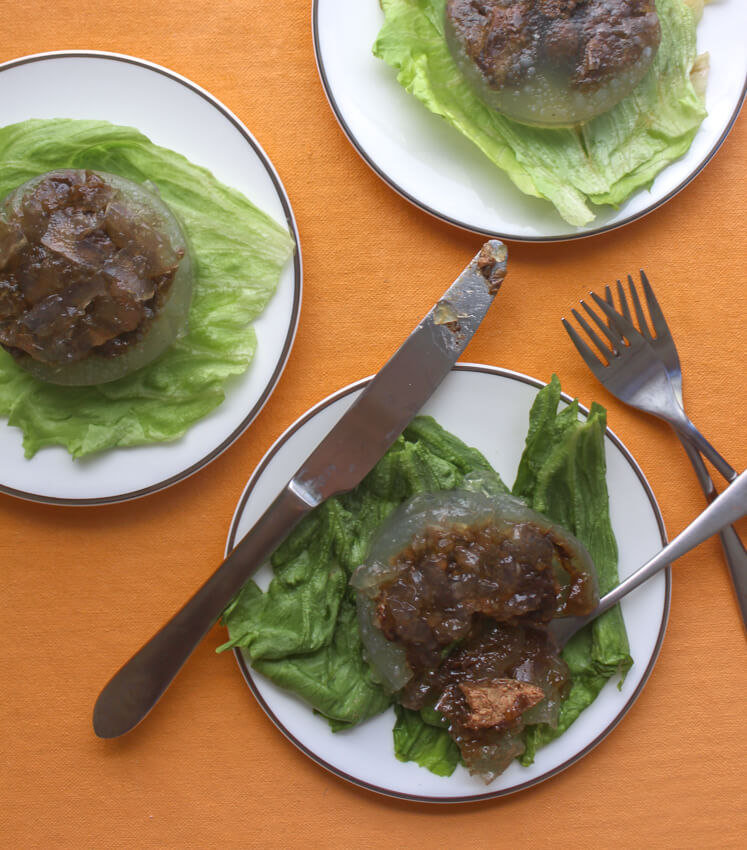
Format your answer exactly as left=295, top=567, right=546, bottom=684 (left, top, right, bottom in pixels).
left=563, top=288, right=733, bottom=479
left=550, top=469, right=747, bottom=646
left=563, top=273, right=747, bottom=630
left=93, top=240, right=508, bottom=739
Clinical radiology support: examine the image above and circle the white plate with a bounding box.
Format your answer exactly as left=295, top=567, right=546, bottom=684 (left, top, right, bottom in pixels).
left=225, top=365, right=670, bottom=802
left=0, top=51, right=302, bottom=505
left=313, top=0, right=747, bottom=241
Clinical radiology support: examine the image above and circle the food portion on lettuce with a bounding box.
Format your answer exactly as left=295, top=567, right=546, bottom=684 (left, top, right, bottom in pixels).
left=351, top=488, right=600, bottom=781
left=444, top=0, right=662, bottom=127
left=221, top=376, right=632, bottom=782
left=0, top=168, right=193, bottom=386
left=374, top=0, right=707, bottom=226
left=0, top=119, right=295, bottom=458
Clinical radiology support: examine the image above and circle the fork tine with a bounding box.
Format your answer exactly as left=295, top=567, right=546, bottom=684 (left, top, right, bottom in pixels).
left=614, top=279, right=633, bottom=323
left=638, top=269, right=671, bottom=341
left=604, top=281, right=633, bottom=338
left=562, top=317, right=609, bottom=375
left=580, top=299, right=624, bottom=350
left=572, top=307, right=617, bottom=355
left=603, top=284, right=628, bottom=328
left=626, top=274, right=653, bottom=339
left=590, top=291, right=647, bottom=346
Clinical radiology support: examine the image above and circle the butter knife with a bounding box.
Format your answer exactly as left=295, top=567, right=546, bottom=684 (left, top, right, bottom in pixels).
left=93, top=240, right=508, bottom=738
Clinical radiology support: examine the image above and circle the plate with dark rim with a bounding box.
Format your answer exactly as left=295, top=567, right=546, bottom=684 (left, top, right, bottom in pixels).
left=0, top=51, right=301, bottom=506
left=225, top=365, right=670, bottom=803
left=313, top=0, right=747, bottom=241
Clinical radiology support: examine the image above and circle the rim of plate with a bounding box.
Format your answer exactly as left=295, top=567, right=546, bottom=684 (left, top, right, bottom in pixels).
left=226, top=364, right=671, bottom=803
left=0, top=50, right=302, bottom=507
left=311, top=0, right=747, bottom=243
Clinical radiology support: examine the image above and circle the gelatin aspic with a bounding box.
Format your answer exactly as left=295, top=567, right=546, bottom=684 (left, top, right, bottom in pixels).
left=445, top=0, right=662, bottom=126
left=352, top=489, right=599, bottom=782
left=0, top=169, right=193, bottom=386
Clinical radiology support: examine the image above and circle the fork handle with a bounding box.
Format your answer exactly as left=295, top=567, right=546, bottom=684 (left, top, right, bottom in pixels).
left=675, top=419, right=737, bottom=483
left=679, top=435, right=747, bottom=634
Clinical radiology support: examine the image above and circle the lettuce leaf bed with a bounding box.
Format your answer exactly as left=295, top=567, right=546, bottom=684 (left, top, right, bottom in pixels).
left=0, top=119, right=295, bottom=458
left=373, top=0, right=706, bottom=226
left=222, top=376, right=632, bottom=779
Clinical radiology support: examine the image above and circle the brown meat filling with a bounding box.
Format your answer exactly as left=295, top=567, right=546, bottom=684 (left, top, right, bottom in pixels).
left=0, top=170, right=182, bottom=365
left=446, top=0, right=661, bottom=92
left=375, top=518, right=595, bottom=676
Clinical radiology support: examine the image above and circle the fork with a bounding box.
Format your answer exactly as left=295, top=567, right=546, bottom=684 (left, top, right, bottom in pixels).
left=604, top=272, right=739, bottom=488
left=562, top=274, right=747, bottom=630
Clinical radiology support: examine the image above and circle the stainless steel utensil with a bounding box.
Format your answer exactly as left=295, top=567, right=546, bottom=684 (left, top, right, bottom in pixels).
left=562, top=291, right=733, bottom=480
left=601, top=273, right=747, bottom=628
left=563, top=275, right=747, bottom=630
left=93, top=240, right=508, bottom=739
left=550, top=469, right=747, bottom=646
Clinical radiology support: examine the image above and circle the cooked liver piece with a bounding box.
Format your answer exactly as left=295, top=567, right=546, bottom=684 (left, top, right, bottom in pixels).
left=438, top=678, right=546, bottom=730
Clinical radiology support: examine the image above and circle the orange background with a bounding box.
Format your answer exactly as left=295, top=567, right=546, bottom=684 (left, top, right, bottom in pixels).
left=1, top=3, right=745, bottom=848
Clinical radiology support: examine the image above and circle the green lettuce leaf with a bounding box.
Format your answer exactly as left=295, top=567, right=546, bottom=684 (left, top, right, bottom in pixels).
left=0, top=119, right=295, bottom=458
left=374, top=0, right=706, bottom=225
left=513, top=377, right=632, bottom=764
left=253, top=600, right=392, bottom=728
left=393, top=705, right=460, bottom=776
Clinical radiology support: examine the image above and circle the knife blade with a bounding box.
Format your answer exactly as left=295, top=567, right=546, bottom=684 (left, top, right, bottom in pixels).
left=93, top=240, right=507, bottom=738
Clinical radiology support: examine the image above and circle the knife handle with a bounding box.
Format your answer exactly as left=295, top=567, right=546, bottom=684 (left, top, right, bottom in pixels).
left=92, top=485, right=312, bottom=738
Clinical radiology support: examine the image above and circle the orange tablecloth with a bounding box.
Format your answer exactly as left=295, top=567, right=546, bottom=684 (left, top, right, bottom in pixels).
left=1, top=3, right=745, bottom=847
